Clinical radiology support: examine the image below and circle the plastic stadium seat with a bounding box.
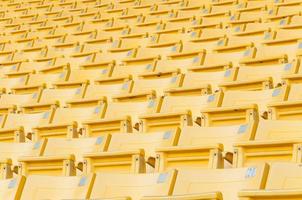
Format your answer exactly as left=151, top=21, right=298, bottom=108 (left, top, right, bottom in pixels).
left=31, top=106, right=105, bottom=140
left=90, top=170, right=177, bottom=199
left=0, top=141, right=44, bottom=179
left=11, top=70, right=69, bottom=94
left=0, top=111, right=50, bottom=142
left=239, top=162, right=302, bottom=200
left=155, top=123, right=257, bottom=171
left=268, top=83, right=302, bottom=120
left=21, top=87, right=83, bottom=112
left=113, top=72, right=183, bottom=100
left=0, top=176, right=25, bottom=199
left=67, top=76, right=130, bottom=104
left=139, top=93, right=222, bottom=132
left=81, top=97, right=157, bottom=135
left=18, top=136, right=110, bottom=176
left=234, top=120, right=302, bottom=167
left=20, top=174, right=94, bottom=200
left=219, top=66, right=283, bottom=91
left=83, top=130, right=179, bottom=174
left=200, top=86, right=288, bottom=126
left=143, top=164, right=268, bottom=200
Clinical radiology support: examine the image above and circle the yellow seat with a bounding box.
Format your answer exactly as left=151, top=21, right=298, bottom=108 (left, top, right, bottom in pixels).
left=113, top=72, right=183, bottom=100
left=188, top=28, right=226, bottom=51
left=200, top=86, right=288, bottom=126
left=18, top=136, right=110, bottom=176
left=139, top=93, right=222, bottom=132
left=219, top=66, right=284, bottom=91
left=90, top=170, right=177, bottom=199
left=11, top=70, right=69, bottom=94
left=239, top=162, right=302, bottom=200
left=234, top=120, right=302, bottom=167
left=84, top=130, right=179, bottom=174
left=0, top=176, right=25, bottom=199
left=32, top=106, right=105, bottom=140
left=268, top=83, right=302, bottom=120
left=20, top=174, right=94, bottom=200
left=143, top=164, right=268, bottom=200
left=82, top=98, right=157, bottom=136
left=0, top=111, right=51, bottom=142
left=0, top=91, right=39, bottom=113
left=0, top=141, right=44, bottom=179
left=67, top=76, right=130, bottom=104
left=155, top=123, right=256, bottom=171
left=20, top=87, right=83, bottom=112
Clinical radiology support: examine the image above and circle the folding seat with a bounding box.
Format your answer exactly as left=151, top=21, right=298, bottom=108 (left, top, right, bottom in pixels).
left=109, top=36, right=146, bottom=52
left=31, top=105, right=105, bottom=140
left=113, top=72, right=183, bottom=101
left=0, top=110, right=51, bottom=142
left=234, top=120, right=302, bottom=167
left=10, top=68, right=69, bottom=95
left=83, top=130, right=179, bottom=174
left=18, top=136, right=110, bottom=176
left=239, top=46, right=289, bottom=68
left=20, top=86, right=84, bottom=112
left=142, top=164, right=268, bottom=200
left=228, top=9, right=262, bottom=29
left=52, top=69, right=107, bottom=89
left=0, top=75, right=28, bottom=94
left=171, top=69, right=224, bottom=93
left=280, top=15, right=302, bottom=29
left=90, top=170, right=176, bottom=199
left=188, top=28, right=226, bottom=51
left=267, top=83, right=302, bottom=120
left=232, top=22, right=272, bottom=40
left=200, top=86, right=288, bottom=126
left=0, top=90, right=40, bottom=113
left=79, top=97, right=157, bottom=135
left=110, top=47, right=160, bottom=78
left=282, top=58, right=302, bottom=84
left=219, top=65, right=284, bottom=91
left=66, top=76, right=129, bottom=104
left=266, top=4, right=302, bottom=22
left=239, top=162, right=302, bottom=199
left=20, top=174, right=94, bottom=200
left=0, top=176, right=25, bottom=199
left=0, top=141, right=44, bottom=178
left=154, top=123, right=257, bottom=171
left=261, top=29, right=302, bottom=60
left=139, top=92, right=222, bottom=132
left=211, top=37, right=255, bottom=66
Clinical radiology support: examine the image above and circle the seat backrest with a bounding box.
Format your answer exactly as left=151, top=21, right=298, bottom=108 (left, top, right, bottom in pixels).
left=108, top=130, right=180, bottom=158
left=4, top=112, right=51, bottom=133
left=160, top=94, right=221, bottom=117
left=90, top=170, right=176, bottom=199
left=173, top=164, right=268, bottom=199
left=179, top=123, right=256, bottom=152
left=254, top=120, right=302, bottom=140
left=105, top=99, right=158, bottom=121
left=0, top=176, right=25, bottom=200
left=67, top=69, right=104, bottom=83
left=0, top=141, right=44, bottom=164
left=39, top=88, right=81, bottom=106
left=84, top=81, right=126, bottom=101
left=222, top=87, right=288, bottom=112
left=265, top=162, right=302, bottom=190
left=51, top=106, right=105, bottom=125
left=43, top=136, right=110, bottom=161
left=20, top=174, right=95, bottom=200
left=27, top=72, right=67, bottom=86
left=131, top=75, right=181, bottom=96
left=287, top=83, right=302, bottom=101
left=0, top=93, right=37, bottom=107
